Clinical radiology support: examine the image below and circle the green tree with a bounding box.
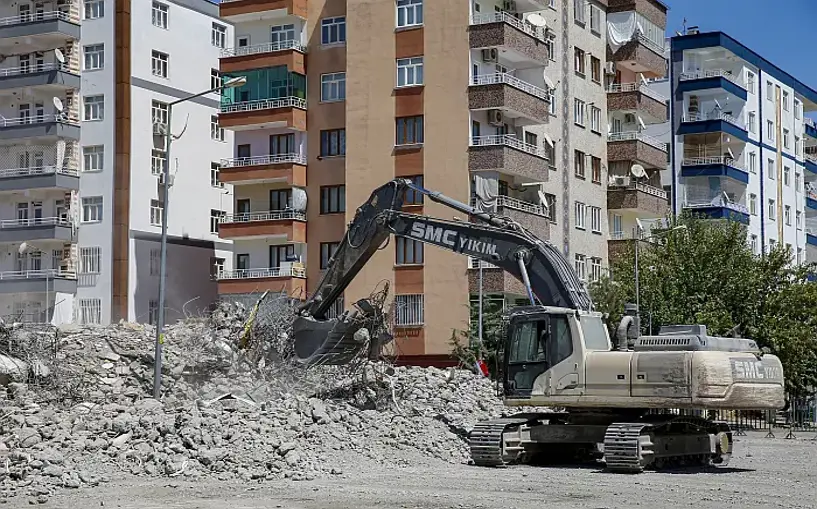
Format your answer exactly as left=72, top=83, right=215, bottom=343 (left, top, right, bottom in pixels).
left=450, top=297, right=505, bottom=378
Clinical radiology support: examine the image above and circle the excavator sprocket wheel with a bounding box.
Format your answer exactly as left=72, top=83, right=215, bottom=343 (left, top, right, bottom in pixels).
left=469, top=417, right=531, bottom=467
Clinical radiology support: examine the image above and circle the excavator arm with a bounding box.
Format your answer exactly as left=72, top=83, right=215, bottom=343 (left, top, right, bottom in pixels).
left=292, top=178, right=592, bottom=365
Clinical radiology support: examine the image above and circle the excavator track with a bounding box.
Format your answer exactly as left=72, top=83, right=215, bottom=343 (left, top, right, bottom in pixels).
left=603, top=423, right=653, bottom=473
left=469, top=417, right=532, bottom=467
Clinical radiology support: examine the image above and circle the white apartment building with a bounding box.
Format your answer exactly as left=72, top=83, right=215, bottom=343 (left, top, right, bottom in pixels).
left=0, top=0, right=233, bottom=325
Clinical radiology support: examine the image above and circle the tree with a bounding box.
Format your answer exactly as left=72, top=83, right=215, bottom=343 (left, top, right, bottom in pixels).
left=450, top=297, right=505, bottom=378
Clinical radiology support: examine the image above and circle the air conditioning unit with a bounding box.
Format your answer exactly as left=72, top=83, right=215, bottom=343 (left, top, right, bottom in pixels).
left=604, top=61, right=616, bottom=75
left=481, top=48, right=498, bottom=63
left=624, top=113, right=636, bottom=124
left=488, top=109, right=503, bottom=126
left=610, top=175, right=631, bottom=187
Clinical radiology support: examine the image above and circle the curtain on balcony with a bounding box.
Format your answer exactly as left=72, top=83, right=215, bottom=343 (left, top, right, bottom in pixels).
left=472, top=174, right=498, bottom=213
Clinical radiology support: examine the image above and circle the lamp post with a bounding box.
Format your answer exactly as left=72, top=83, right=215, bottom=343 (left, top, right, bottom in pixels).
left=152, top=75, right=246, bottom=399
left=634, top=224, right=687, bottom=332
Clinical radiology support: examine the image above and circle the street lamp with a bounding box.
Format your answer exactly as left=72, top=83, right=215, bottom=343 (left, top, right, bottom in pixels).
left=152, top=75, right=247, bottom=399
left=634, top=223, right=687, bottom=333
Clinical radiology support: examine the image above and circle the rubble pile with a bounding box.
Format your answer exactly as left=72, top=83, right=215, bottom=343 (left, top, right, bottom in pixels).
left=0, top=304, right=515, bottom=503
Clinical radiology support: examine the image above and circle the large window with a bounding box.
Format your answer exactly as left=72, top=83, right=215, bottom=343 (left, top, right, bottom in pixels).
left=575, top=201, right=586, bottom=229
left=396, top=116, right=424, bottom=145
left=574, top=253, right=586, bottom=280
left=83, top=145, right=104, bottom=172
left=152, top=2, right=168, bottom=28
left=212, top=23, right=227, bottom=48
left=321, top=16, right=346, bottom=45
left=396, top=237, right=424, bottom=265
left=394, top=294, right=424, bottom=326
left=574, top=150, right=585, bottom=178
left=397, top=57, right=424, bottom=87
left=151, top=50, right=168, bottom=78
left=211, top=116, right=224, bottom=141
left=151, top=100, right=169, bottom=126
left=151, top=200, right=164, bottom=226
left=84, top=95, right=104, bottom=121
left=320, top=185, right=346, bottom=214
left=404, top=175, right=424, bottom=205
left=79, top=247, right=101, bottom=274
left=79, top=299, right=101, bottom=325
left=320, top=128, right=346, bottom=157
left=574, top=47, right=585, bottom=76
left=82, top=196, right=103, bottom=222
left=220, top=66, right=306, bottom=103
left=320, top=72, right=346, bottom=102
left=84, top=44, right=104, bottom=70
left=84, top=0, right=104, bottom=20
left=396, top=0, right=423, bottom=28
left=320, top=242, right=340, bottom=270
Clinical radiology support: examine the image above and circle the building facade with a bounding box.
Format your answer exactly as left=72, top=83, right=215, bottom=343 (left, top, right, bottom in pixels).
left=0, top=0, right=233, bottom=325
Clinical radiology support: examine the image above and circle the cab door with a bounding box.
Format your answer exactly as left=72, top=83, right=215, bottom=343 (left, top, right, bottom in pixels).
left=546, top=314, right=583, bottom=397
left=503, top=316, right=550, bottom=398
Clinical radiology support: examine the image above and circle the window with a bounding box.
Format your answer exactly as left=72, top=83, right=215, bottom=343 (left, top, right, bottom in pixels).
left=548, top=0, right=557, bottom=7
left=151, top=50, right=168, bottom=78
left=785, top=205, right=792, bottom=226
left=84, top=44, right=104, bottom=70
left=84, top=0, right=104, bottom=19
left=797, top=247, right=804, bottom=264
left=320, top=128, right=346, bottom=157
left=151, top=149, right=166, bottom=176
left=784, top=165, right=791, bottom=186
left=574, top=47, right=586, bottom=76
left=767, top=120, right=774, bottom=141
left=543, top=193, right=556, bottom=222
left=396, top=0, right=423, bottom=28
left=768, top=158, right=775, bottom=179
left=590, top=257, right=602, bottom=282
left=750, top=235, right=758, bottom=254
left=796, top=171, right=802, bottom=192
left=212, top=23, right=227, bottom=48
left=590, top=56, right=601, bottom=83
left=575, top=201, right=586, bottom=229
left=589, top=4, right=601, bottom=33
left=591, top=157, right=601, bottom=183
left=547, top=87, right=556, bottom=115
left=795, top=99, right=802, bottom=120
left=83, top=146, right=104, bottom=172
left=82, top=196, right=103, bottom=222
left=396, top=116, right=424, bottom=145
left=210, top=257, right=225, bottom=279
left=748, top=112, right=756, bottom=133
left=574, top=253, right=586, bottom=280
left=574, top=150, right=585, bottom=178
left=573, top=0, right=586, bottom=25
left=404, top=175, right=424, bottom=205
left=150, top=200, right=164, bottom=226
left=79, top=299, right=101, bottom=325
left=746, top=71, right=755, bottom=94
left=590, top=106, right=601, bottom=132
left=152, top=2, right=168, bottom=28
left=321, top=16, right=346, bottom=45
left=270, top=24, right=296, bottom=45
left=209, top=209, right=224, bottom=234
left=769, top=239, right=777, bottom=252
left=79, top=247, right=101, bottom=274
left=396, top=237, right=424, bottom=265
left=205, top=162, right=220, bottom=188
left=783, top=91, right=790, bottom=111
left=320, top=242, right=340, bottom=270
left=84, top=95, right=104, bottom=121
left=590, top=206, right=601, bottom=233
left=394, top=294, right=424, bottom=326
left=545, top=35, right=555, bottom=62
left=574, top=98, right=585, bottom=126
left=211, top=116, right=224, bottom=141
left=783, top=129, right=790, bottom=149
left=768, top=199, right=776, bottom=220
left=320, top=185, right=346, bottom=214
left=148, top=300, right=159, bottom=326
left=210, top=69, right=220, bottom=91
left=749, top=193, right=757, bottom=215
left=397, top=57, right=423, bottom=87
left=320, top=72, right=346, bottom=102
left=151, top=100, right=168, bottom=126
left=748, top=152, right=756, bottom=173
left=766, top=81, right=773, bottom=101
left=796, top=136, right=801, bottom=156
left=797, top=210, right=803, bottom=229
left=150, top=248, right=161, bottom=276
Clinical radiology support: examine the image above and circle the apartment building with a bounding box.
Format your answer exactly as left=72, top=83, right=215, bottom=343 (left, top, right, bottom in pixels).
left=667, top=30, right=817, bottom=263
left=0, top=0, right=233, bottom=325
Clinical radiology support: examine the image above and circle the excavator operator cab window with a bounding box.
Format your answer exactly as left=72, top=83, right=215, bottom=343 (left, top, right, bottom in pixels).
left=504, top=314, right=573, bottom=397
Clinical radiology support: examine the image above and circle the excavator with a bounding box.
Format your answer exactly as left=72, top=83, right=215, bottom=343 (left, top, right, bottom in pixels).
left=291, top=178, right=786, bottom=473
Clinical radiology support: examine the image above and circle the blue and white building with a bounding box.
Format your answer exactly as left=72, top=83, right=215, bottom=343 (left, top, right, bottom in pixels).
left=668, top=30, right=817, bottom=263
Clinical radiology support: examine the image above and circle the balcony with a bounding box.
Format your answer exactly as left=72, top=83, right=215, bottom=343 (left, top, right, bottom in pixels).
left=469, top=134, right=550, bottom=180
left=806, top=118, right=817, bottom=140
left=680, top=156, right=749, bottom=184
left=607, top=179, right=668, bottom=217
left=219, top=154, right=307, bottom=186
left=0, top=63, right=80, bottom=95
left=0, top=269, right=77, bottom=294
left=606, top=82, right=667, bottom=122
left=608, top=33, right=667, bottom=78
left=469, top=12, right=549, bottom=65
left=678, top=112, right=748, bottom=140
left=217, top=266, right=307, bottom=298
left=219, top=97, right=306, bottom=132
left=0, top=114, right=80, bottom=142
left=805, top=153, right=817, bottom=177
left=607, top=131, right=668, bottom=169
left=678, top=69, right=747, bottom=101
left=0, top=217, right=74, bottom=243
left=0, top=11, right=80, bottom=51
left=220, top=40, right=306, bottom=75
left=469, top=73, right=550, bottom=125
left=0, top=166, right=79, bottom=192
left=472, top=195, right=550, bottom=240
left=683, top=197, right=750, bottom=225
left=219, top=0, right=307, bottom=22
left=807, top=187, right=817, bottom=212
left=218, top=209, right=306, bottom=242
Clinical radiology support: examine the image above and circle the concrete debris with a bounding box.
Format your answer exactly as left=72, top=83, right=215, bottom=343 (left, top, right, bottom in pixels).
left=0, top=300, right=529, bottom=503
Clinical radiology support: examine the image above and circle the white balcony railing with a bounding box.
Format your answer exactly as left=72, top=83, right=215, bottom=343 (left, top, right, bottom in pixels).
left=679, top=69, right=746, bottom=89
left=470, top=11, right=547, bottom=42
left=220, top=39, right=306, bottom=58
left=220, top=97, right=306, bottom=114
left=606, top=82, right=667, bottom=103
left=0, top=114, right=79, bottom=128
left=0, top=216, right=72, bottom=229
left=682, top=156, right=746, bottom=172
left=607, top=131, right=668, bottom=152
left=471, top=195, right=548, bottom=216
left=0, top=62, right=75, bottom=78
left=220, top=153, right=307, bottom=168
left=683, top=198, right=749, bottom=215
left=637, top=33, right=667, bottom=55
left=217, top=266, right=306, bottom=280
left=471, top=73, right=550, bottom=101
left=682, top=111, right=745, bottom=130
left=471, top=134, right=549, bottom=158
left=221, top=209, right=306, bottom=224
left=608, top=179, right=668, bottom=200
left=806, top=153, right=817, bottom=165
left=0, top=10, right=75, bottom=28
left=0, top=166, right=78, bottom=179
left=0, top=269, right=76, bottom=280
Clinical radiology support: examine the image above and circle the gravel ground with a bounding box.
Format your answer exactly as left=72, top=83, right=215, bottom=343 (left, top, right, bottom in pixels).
left=21, top=432, right=817, bottom=509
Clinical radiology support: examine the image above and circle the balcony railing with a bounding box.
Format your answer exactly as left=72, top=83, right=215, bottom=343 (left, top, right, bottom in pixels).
left=471, top=195, right=548, bottom=216
left=0, top=10, right=75, bottom=28
left=806, top=153, right=817, bottom=165
left=637, top=33, right=667, bottom=55
left=470, top=11, right=547, bottom=42
left=220, top=40, right=306, bottom=58
left=609, top=179, right=668, bottom=200
left=807, top=187, right=817, bottom=202
left=0, top=269, right=76, bottom=280
left=806, top=117, right=816, bottom=129
left=682, top=111, right=745, bottom=130
left=682, top=156, right=746, bottom=172
left=220, top=97, right=306, bottom=114
left=221, top=209, right=306, bottom=224
left=217, top=266, right=307, bottom=280
left=607, top=131, right=668, bottom=152
left=606, top=82, right=667, bottom=103
left=0, top=62, right=75, bottom=78
left=0, top=114, right=79, bottom=128
left=0, top=166, right=78, bottom=178
left=684, top=198, right=749, bottom=215
left=220, top=153, right=307, bottom=168
left=679, top=69, right=746, bottom=89
left=471, top=134, right=549, bottom=158
left=471, top=73, right=550, bottom=101
left=0, top=216, right=72, bottom=229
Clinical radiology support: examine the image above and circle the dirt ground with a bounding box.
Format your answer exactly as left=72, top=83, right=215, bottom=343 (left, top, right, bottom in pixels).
left=16, top=432, right=817, bottom=509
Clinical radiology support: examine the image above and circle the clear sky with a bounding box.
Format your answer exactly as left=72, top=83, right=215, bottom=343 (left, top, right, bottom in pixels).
left=664, top=0, right=817, bottom=93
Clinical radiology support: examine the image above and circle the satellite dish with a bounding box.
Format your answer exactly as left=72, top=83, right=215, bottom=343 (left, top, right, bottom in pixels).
left=52, top=97, right=64, bottom=112
left=637, top=116, right=646, bottom=130
left=526, top=13, right=547, bottom=27
left=543, top=133, right=554, bottom=147
left=18, top=242, right=29, bottom=255
left=54, top=48, right=65, bottom=63
left=727, top=147, right=735, bottom=159
left=543, top=72, right=555, bottom=90
left=630, top=164, right=646, bottom=178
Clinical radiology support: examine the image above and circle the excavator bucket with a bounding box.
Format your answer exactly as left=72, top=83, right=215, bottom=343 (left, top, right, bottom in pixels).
left=291, top=312, right=371, bottom=366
